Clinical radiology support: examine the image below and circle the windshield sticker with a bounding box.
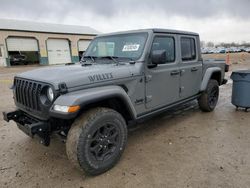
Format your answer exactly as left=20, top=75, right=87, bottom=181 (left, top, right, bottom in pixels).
left=122, top=44, right=140, bottom=52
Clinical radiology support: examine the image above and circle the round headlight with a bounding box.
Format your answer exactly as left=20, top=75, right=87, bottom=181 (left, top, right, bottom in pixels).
left=47, top=87, right=54, bottom=101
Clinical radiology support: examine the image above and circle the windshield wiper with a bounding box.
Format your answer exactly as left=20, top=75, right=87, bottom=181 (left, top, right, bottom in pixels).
left=82, top=55, right=96, bottom=63
left=99, top=56, right=119, bottom=64
left=82, top=56, right=135, bottom=65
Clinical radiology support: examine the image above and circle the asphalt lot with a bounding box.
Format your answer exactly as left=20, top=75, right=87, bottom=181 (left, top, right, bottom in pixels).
left=1, top=53, right=250, bottom=188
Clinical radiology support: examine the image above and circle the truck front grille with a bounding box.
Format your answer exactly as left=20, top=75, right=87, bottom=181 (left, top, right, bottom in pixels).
left=14, top=78, right=42, bottom=111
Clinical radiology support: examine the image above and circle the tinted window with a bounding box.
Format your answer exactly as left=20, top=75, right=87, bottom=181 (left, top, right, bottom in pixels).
left=181, top=37, right=196, bottom=61
left=151, top=36, right=175, bottom=63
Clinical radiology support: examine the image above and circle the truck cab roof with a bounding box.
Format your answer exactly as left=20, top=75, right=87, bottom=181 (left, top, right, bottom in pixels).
left=97, top=28, right=199, bottom=37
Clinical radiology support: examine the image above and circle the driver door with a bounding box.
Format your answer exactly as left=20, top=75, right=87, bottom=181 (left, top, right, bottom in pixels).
left=145, top=34, right=180, bottom=109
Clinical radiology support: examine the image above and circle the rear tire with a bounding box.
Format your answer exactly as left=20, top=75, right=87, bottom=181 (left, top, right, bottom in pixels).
left=198, top=79, right=219, bottom=112
left=66, top=107, right=127, bottom=176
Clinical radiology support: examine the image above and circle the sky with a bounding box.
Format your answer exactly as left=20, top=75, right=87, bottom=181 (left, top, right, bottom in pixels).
left=0, top=0, right=250, bottom=44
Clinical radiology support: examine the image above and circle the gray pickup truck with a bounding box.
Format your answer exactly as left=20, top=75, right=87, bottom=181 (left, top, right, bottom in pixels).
left=3, top=29, right=228, bottom=175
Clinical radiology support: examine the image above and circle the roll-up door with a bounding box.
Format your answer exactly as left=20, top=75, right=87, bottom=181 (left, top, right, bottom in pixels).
left=47, top=39, right=71, bottom=65
left=7, top=38, right=38, bottom=51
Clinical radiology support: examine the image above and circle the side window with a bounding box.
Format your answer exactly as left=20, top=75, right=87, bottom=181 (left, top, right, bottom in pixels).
left=151, top=36, right=175, bottom=63
left=181, top=37, right=196, bottom=61
left=0, top=46, right=2, bottom=57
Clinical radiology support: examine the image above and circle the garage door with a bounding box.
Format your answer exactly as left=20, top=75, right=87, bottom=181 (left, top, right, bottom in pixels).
left=47, top=39, right=71, bottom=65
left=7, top=38, right=38, bottom=51
left=78, top=40, right=91, bottom=52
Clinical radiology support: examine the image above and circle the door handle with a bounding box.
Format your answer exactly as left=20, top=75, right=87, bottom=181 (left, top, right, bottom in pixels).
left=191, top=67, right=198, bottom=72
left=171, top=70, right=180, bottom=76
left=180, top=69, right=185, bottom=76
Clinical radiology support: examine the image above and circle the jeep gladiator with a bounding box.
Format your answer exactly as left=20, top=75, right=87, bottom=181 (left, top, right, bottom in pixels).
left=3, top=29, right=228, bottom=175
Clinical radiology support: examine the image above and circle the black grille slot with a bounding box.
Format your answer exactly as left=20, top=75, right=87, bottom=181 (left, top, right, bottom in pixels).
left=14, top=78, right=42, bottom=111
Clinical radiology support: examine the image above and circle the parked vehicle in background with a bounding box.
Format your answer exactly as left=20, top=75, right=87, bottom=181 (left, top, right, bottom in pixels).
left=201, top=47, right=226, bottom=54
left=3, top=29, right=229, bottom=176
left=201, top=47, right=215, bottom=54
left=227, top=47, right=242, bottom=53
left=9, top=52, right=27, bottom=65
left=239, top=48, right=246, bottom=52
left=216, top=47, right=226, bottom=54
left=202, top=46, right=249, bottom=54
left=219, top=49, right=226, bottom=53
left=246, top=48, right=250, bottom=53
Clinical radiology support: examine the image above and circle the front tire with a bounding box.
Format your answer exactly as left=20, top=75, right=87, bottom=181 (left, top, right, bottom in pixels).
left=198, top=79, right=219, bottom=112
left=66, top=107, right=127, bottom=176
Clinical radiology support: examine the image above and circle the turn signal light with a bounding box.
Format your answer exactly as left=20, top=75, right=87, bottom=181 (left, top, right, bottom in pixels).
left=68, top=105, right=80, bottom=113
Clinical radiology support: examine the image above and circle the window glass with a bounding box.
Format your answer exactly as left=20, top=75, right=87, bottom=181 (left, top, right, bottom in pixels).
left=0, top=47, right=2, bottom=57
left=151, top=36, right=175, bottom=63
left=181, top=37, right=196, bottom=61
left=85, top=33, right=148, bottom=61
left=94, top=42, right=115, bottom=56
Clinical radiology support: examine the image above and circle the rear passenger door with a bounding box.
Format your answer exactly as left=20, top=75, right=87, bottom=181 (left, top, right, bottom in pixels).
left=178, top=36, right=202, bottom=99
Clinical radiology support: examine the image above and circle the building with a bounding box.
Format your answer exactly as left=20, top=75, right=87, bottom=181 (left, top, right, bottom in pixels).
left=0, top=19, right=99, bottom=67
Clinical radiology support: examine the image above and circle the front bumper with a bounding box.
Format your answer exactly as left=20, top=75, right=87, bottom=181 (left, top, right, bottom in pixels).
left=3, top=110, right=51, bottom=146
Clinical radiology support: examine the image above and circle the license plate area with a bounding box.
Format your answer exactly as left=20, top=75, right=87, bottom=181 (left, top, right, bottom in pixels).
left=3, top=110, right=51, bottom=146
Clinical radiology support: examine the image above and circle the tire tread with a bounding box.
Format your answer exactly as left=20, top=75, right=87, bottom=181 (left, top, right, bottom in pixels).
left=198, top=79, right=219, bottom=112
left=66, top=107, right=127, bottom=176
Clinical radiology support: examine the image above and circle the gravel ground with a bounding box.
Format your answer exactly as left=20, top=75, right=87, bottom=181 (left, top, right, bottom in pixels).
left=0, top=54, right=250, bottom=188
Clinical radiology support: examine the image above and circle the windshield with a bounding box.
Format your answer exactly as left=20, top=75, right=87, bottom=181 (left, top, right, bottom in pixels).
left=83, top=32, right=148, bottom=62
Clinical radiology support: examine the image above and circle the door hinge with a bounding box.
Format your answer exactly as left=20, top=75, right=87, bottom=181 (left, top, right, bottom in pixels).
left=145, top=95, right=152, bottom=103
left=145, top=75, right=152, bottom=83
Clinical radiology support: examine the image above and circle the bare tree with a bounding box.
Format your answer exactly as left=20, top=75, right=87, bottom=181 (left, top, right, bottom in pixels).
left=200, top=41, right=206, bottom=48
left=206, top=42, right=214, bottom=47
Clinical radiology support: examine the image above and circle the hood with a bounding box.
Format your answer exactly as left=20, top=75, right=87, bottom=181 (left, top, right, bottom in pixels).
left=17, top=63, right=137, bottom=90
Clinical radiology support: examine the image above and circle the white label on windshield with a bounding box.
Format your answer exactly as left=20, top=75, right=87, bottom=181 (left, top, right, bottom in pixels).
left=122, top=44, right=140, bottom=51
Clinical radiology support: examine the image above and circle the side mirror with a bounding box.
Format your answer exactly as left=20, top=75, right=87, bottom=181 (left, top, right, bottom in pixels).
left=151, top=50, right=167, bottom=65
